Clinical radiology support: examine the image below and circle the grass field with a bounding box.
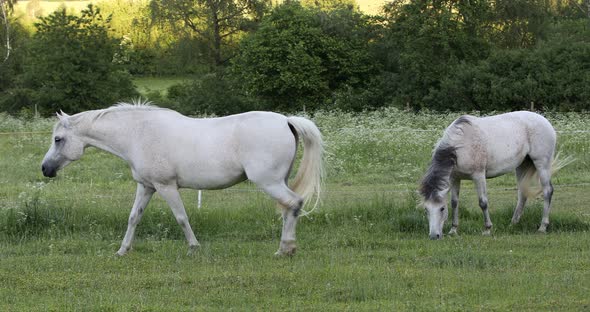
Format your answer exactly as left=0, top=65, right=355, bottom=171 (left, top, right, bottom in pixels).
left=0, top=109, right=589, bottom=310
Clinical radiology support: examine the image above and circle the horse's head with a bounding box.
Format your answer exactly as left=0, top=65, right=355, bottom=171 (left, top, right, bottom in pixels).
left=41, top=111, right=85, bottom=177
left=423, top=197, right=448, bottom=240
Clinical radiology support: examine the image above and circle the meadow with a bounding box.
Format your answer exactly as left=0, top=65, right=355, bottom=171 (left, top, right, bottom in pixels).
left=0, top=108, right=589, bottom=310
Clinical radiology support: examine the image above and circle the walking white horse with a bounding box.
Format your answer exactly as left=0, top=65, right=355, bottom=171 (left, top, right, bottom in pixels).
left=419, top=111, right=566, bottom=240
left=41, top=101, right=324, bottom=256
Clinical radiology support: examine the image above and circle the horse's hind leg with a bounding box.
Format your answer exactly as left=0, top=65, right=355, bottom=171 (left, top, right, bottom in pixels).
left=448, top=177, right=461, bottom=235
left=512, top=161, right=532, bottom=224
left=155, top=184, right=200, bottom=254
left=117, top=183, right=155, bottom=256
left=257, top=182, right=303, bottom=256
left=473, top=174, right=493, bottom=235
left=532, top=159, right=554, bottom=233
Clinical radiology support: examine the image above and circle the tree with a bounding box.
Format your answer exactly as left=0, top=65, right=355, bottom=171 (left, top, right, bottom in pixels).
left=15, top=5, right=137, bottom=115
left=165, top=69, right=256, bottom=115
left=149, top=0, right=268, bottom=66
left=0, top=0, right=17, bottom=63
left=230, top=3, right=376, bottom=110
left=0, top=1, right=29, bottom=112
left=490, top=0, right=552, bottom=48
left=377, top=0, right=492, bottom=110
left=300, top=0, right=357, bottom=11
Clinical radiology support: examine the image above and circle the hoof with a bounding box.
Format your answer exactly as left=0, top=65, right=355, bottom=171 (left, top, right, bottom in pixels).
left=482, top=229, right=492, bottom=236
left=538, top=222, right=549, bottom=233
left=115, top=247, right=130, bottom=257
left=187, top=244, right=200, bottom=256
left=448, top=227, right=458, bottom=235
left=274, top=248, right=296, bottom=257
left=275, top=240, right=296, bottom=257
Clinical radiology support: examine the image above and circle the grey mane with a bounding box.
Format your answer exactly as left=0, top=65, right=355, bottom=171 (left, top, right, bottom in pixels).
left=419, top=115, right=472, bottom=201
left=419, top=144, right=457, bottom=201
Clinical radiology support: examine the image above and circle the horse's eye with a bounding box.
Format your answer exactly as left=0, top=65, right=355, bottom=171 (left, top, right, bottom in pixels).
left=54, top=137, right=62, bottom=143
left=440, top=207, right=445, bottom=212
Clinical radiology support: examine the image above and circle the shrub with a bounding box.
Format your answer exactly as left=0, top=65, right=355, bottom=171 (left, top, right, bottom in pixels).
left=13, top=5, right=138, bottom=115
left=165, top=71, right=257, bottom=115
left=230, top=3, right=376, bottom=111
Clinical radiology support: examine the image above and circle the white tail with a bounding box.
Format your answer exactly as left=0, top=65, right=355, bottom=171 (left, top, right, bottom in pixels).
left=520, top=152, right=575, bottom=198
left=287, top=116, right=325, bottom=216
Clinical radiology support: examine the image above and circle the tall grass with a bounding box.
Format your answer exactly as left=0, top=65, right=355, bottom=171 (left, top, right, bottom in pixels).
left=1, top=109, right=589, bottom=239
left=1, top=110, right=590, bottom=310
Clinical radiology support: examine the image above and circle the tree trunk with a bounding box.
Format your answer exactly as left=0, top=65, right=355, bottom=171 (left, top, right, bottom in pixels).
left=207, top=0, right=223, bottom=66
left=1, top=0, right=11, bottom=63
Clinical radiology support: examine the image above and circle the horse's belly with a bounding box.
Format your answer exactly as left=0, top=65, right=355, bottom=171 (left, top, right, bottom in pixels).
left=485, top=165, right=516, bottom=178
left=176, top=166, right=247, bottom=190
left=485, top=153, right=526, bottom=178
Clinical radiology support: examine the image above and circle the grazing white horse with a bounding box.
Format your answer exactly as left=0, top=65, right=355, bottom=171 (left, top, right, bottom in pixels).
left=419, top=111, right=566, bottom=240
left=41, top=102, right=324, bottom=256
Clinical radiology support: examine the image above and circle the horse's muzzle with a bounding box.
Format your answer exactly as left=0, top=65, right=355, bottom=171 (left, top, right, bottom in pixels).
left=429, top=233, right=442, bottom=240
left=41, top=164, right=57, bottom=178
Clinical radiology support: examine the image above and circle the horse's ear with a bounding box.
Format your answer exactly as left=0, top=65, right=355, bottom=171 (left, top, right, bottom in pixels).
left=56, top=110, right=70, bottom=119
left=56, top=111, right=71, bottom=128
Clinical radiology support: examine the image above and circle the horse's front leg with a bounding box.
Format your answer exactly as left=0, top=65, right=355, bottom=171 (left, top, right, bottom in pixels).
left=155, top=184, right=200, bottom=254
left=473, top=174, right=493, bottom=235
left=117, top=183, right=155, bottom=256
left=448, top=178, right=461, bottom=235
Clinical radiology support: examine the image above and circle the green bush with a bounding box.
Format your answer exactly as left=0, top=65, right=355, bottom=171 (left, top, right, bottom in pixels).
left=428, top=30, right=590, bottom=112
left=10, top=5, right=138, bottom=115
left=230, top=3, right=376, bottom=111
left=165, top=71, right=257, bottom=115
left=0, top=88, right=38, bottom=115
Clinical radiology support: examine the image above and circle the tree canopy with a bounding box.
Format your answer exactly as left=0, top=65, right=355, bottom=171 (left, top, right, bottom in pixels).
left=1, top=5, right=138, bottom=115
left=1, top=0, right=589, bottom=115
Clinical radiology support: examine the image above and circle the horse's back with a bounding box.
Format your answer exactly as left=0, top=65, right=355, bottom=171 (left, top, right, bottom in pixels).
left=478, top=111, right=556, bottom=148
left=450, top=111, right=556, bottom=178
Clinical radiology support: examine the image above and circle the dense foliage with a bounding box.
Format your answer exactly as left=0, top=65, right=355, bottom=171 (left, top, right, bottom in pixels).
left=230, top=3, right=376, bottom=111
left=1, top=5, right=138, bottom=115
left=1, top=0, right=590, bottom=115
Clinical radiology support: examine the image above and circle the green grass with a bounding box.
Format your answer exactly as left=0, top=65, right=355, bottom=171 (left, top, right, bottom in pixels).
left=1, top=110, right=589, bottom=310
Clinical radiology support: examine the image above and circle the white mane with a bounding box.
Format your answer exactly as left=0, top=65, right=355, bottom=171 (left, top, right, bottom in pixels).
left=101, top=99, right=165, bottom=115
left=67, top=99, right=167, bottom=125
left=112, top=99, right=159, bottom=111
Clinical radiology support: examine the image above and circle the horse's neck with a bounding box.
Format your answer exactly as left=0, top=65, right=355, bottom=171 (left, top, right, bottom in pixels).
left=76, top=113, right=137, bottom=161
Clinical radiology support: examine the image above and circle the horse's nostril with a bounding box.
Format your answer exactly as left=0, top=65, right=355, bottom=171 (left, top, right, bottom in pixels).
left=42, top=165, right=46, bottom=172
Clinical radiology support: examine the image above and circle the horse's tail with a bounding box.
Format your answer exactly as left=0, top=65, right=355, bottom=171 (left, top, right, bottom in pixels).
left=287, top=116, right=325, bottom=216
left=520, top=152, right=575, bottom=198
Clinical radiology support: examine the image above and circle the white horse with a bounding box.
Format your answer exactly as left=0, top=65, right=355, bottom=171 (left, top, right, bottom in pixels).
left=41, top=102, right=324, bottom=256
left=419, top=111, right=566, bottom=240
